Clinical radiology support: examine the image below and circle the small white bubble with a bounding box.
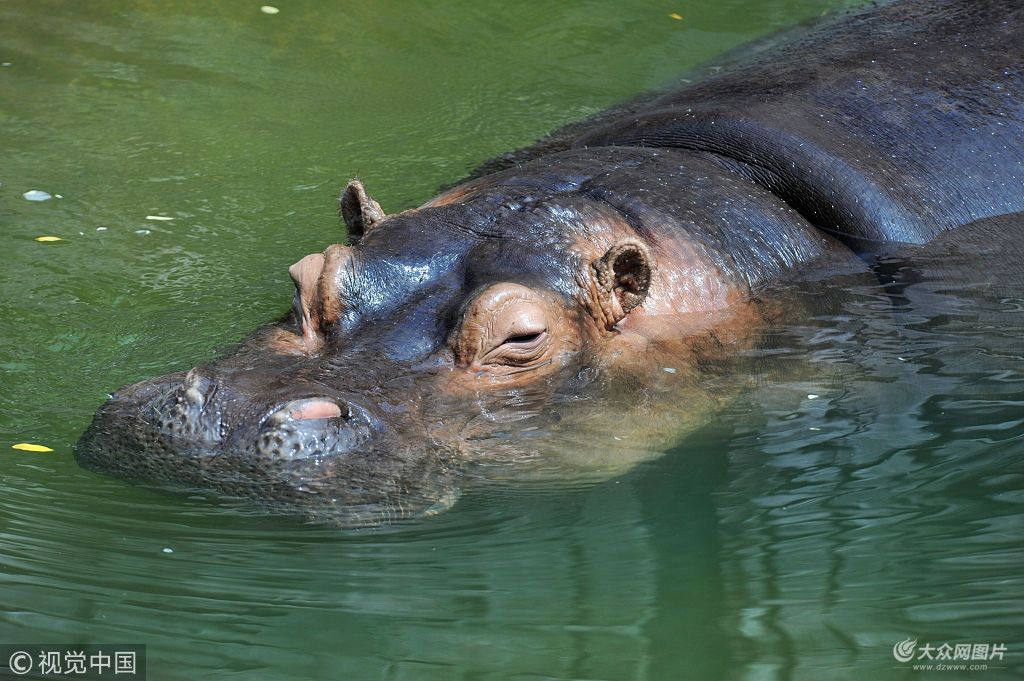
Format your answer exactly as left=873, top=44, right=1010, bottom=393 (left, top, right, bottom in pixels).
left=23, top=189, right=52, bottom=201
left=260, top=5, right=279, bottom=14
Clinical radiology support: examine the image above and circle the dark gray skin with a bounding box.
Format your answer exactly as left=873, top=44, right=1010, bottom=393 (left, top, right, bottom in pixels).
left=76, top=0, right=1024, bottom=525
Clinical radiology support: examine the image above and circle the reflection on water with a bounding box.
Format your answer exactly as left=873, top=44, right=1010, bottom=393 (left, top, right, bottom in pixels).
left=4, top=235, right=1020, bottom=680
left=710, top=223, right=1024, bottom=679
left=2, top=0, right=1021, bottom=679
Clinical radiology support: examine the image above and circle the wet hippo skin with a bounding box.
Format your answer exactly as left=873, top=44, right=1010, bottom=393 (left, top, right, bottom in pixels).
left=76, top=0, right=1024, bottom=525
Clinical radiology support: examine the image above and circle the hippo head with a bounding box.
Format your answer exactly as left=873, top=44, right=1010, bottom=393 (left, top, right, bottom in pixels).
left=77, top=147, right=847, bottom=525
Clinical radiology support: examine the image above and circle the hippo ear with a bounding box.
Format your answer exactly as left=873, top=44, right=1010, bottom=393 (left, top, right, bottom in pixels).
left=339, top=179, right=386, bottom=242
left=592, top=239, right=654, bottom=329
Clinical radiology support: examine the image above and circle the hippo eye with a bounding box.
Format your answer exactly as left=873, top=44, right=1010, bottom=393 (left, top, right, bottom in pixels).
left=500, top=330, right=547, bottom=350
left=481, top=308, right=550, bottom=366
left=504, top=331, right=543, bottom=344
left=455, top=283, right=556, bottom=371
left=484, top=327, right=549, bottom=367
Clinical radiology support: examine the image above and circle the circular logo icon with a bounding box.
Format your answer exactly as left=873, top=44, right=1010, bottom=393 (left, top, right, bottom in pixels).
left=7, top=651, right=33, bottom=675
left=893, top=638, right=918, bottom=663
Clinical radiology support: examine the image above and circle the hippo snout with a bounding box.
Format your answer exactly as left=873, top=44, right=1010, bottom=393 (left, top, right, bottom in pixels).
left=76, top=368, right=383, bottom=485
left=76, top=363, right=463, bottom=524
left=152, top=370, right=224, bottom=447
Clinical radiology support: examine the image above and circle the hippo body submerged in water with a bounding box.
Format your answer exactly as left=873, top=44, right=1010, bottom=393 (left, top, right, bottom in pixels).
left=77, top=0, right=1024, bottom=524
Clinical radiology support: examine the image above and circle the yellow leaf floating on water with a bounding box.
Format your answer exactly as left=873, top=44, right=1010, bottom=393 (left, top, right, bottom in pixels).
left=34, top=236, right=63, bottom=242
left=12, top=443, right=55, bottom=452
left=669, top=12, right=684, bottom=20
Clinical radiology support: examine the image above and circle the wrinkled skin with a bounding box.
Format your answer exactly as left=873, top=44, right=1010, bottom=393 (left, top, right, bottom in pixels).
left=77, top=0, right=1024, bottom=525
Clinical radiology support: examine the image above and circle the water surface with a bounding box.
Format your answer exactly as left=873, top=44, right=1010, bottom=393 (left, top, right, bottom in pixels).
left=2, top=1, right=1021, bottom=679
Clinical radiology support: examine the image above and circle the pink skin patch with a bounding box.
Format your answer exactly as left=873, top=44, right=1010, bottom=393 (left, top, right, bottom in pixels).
left=289, top=400, right=342, bottom=421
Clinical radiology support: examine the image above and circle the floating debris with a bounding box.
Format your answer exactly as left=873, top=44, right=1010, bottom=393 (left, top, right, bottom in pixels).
left=669, top=12, right=684, bottom=21
left=260, top=5, right=279, bottom=14
left=162, top=547, right=174, bottom=554
left=145, top=215, right=174, bottom=221
left=12, top=443, right=54, bottom=453
left=34, top=236, right=62, bottom=242
left=96, top=227, right=108, bottom=231
left=662, top=367, right=677, bottom=373
left=807, top=394, right=819, bottom=399
left=23, top=190, right=52, bottom=201
left=135, top=229, right=151, bottom=235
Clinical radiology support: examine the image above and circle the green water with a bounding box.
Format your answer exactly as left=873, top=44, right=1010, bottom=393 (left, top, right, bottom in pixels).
left=2, top=1, right=1022, bottom=679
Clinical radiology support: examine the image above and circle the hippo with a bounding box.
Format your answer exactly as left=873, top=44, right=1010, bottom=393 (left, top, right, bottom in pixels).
left=76, top=0, right=1024, bottom=525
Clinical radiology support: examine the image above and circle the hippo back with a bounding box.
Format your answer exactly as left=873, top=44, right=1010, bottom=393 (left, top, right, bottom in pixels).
left=485, top=0, right=1024, bottom=249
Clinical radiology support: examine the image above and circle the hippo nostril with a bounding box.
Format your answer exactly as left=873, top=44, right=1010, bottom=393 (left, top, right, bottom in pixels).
left=255, top=397, right=370, bottom=463
left=265, top=409, right=290, bottom=428
left=264, top=398, right=349, bottom=429
left=184, top=386, right=205, bottom=407
left=290, top=400, right=343, bottom=421
left=183, top=369, right=215, bottom=403
left=153, top=370, right=223, bottom=443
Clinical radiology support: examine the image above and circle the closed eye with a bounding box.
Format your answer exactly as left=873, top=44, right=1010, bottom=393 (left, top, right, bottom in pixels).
left=484, top=328, right=549, bottom=367
left=454, top=283, right=556, bottom=371
left=503, top=331, right=544, bottom=346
